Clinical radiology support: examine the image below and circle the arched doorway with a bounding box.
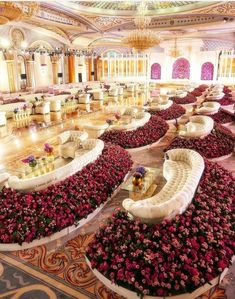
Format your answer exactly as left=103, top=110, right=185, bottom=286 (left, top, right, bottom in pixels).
left=201, top=62, right=214, bottom=80
left=151, top=63, right=161, bottom=79
left=172, top=58, right=190, bottom=79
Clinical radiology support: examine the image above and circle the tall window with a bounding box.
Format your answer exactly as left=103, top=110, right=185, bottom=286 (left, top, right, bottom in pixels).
left=151, top=63, right=161, bottom=80
left=201, top=62, right=214, bottom=80
left=172, top=58, right=190, bottom=79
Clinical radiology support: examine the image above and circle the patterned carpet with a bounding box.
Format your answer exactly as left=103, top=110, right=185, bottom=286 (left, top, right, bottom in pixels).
left=0, top=124, right=234, bottom=299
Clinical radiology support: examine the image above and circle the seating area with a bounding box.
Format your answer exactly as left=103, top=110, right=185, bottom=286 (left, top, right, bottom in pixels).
left=7, top=137, right=103, bottom=192
left=178, top=115, right=214, bottom=138
left=196, top=101, right=221, bottom=115
left=123, top=149, right=205, bottom=222
left=0, top=2, right=234, bottom=299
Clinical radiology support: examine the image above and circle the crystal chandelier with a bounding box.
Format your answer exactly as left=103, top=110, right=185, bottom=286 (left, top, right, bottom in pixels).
left=122, top=1, right=161, bottom=52
left=0, top=1, right=38, bottom=25
left=169, top=38, right=181, bottom=58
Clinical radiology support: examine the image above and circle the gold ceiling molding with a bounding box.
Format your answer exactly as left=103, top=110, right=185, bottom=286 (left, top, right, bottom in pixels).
left=83, top=16, right=129, bottom=30
left=191, top=1, right=235, bottom=15
left=25, top=20, right=71, bottom=41
left=0, top=1, right=38, bottom=25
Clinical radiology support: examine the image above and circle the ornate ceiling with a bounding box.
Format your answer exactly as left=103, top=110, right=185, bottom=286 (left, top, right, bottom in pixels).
left=1, top=1, right=235, bottom=49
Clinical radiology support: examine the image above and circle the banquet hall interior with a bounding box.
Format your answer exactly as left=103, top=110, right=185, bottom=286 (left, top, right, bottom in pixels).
left=0, top=1, right=234, bottom=299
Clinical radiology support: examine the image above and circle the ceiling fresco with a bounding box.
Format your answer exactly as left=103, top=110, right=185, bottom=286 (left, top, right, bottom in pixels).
left=1, top=1, right=234, bottom=49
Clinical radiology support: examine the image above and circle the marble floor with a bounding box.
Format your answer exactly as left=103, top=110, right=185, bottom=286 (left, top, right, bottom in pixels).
left=0, top=107, right=234, bottom=299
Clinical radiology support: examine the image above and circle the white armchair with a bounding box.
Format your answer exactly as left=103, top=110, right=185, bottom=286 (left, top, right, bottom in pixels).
left=118, top=87, right=124, bottom=95
left=35, top=102, right=50, bottom=115
left=58, top=130, right=88, bottom=159
left=196, top=101, right=220, bottom=115
left=78, top=94, right=90, bottom=104
left=50, top=100, right=61, bottom=112
left=93, top=91, right=104, bottom=101
left=109, top=88, right=118, bottom=97
left=179, top=115, right=214, bottom=138
left=0, top=112, right=6, bottom=126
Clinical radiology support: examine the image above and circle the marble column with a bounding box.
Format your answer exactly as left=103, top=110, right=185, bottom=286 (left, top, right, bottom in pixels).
left=68, top=54, right=75, bottom=83
left=4, top=51, right=16, bottom=92
left=50, top=54, right=61, bottom=84
left=25, top=53, right=35, bottom=88
left=6, top=60, right=16, bottom=92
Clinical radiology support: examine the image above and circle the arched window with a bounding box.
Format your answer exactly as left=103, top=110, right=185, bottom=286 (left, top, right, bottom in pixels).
left=151, top=63, right=161, bottom=79
left=172, top=58, right=190, bottom=79
left=201, top=62, right=214, bottom=80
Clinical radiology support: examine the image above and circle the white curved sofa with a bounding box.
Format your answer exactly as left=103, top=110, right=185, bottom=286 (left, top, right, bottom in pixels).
left=83, top=122, right=109, bottom=138
left=179, top=115, right=214, bottom=138
left=58, top=130, right=88, bottom=158
left=150, top=99, right=173, bottom=111
left=196, top=101, right=221, bottom=115
left=109, top=112, right=151, bottom=131
left=123, top=149, right=205, bottom=223
left=7, top=139, right=104, bottom=192
left=206, top=92, right=224, bottom=101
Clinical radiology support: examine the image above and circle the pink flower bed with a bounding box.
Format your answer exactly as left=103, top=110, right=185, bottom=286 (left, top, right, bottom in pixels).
left=87, top=161, right=235, bottom=297
left=0, top=144, right=132, bottom=245
left=209, top=110, right=234, bottom=124
left=189, top=88, right=202, bottom=97
left=99, top=116, right=169, bottom=149
left=172, top=93, right=197, bottom=105
left=148, top=102, right=186, bottom=120
left=166, top=124, right=234, bottom=159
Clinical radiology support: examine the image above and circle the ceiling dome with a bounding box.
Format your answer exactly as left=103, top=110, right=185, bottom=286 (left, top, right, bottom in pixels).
left=61, top=1, right=215, bottom=16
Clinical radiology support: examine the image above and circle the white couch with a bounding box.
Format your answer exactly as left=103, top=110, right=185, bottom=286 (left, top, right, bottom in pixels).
left=150, top=99, right=173, bottom=111
left=50, top=100, right=61, bottom=112
left=83, top=122, right=109, bottom=138
left=58, top=130, right=88, bottom=158
left=35, top=102, right=50, bottom=115
left=109, top=112, right=151, bottom=131
left=123, top=149, right=205, bottom=223
left=93, top=91, right=104, bottom=101
left=7, top=139, right=104, bottom=192
left=196, top=101, right=221, bottom=115
left=179, top=115, right=214, bottom=138
left=206, top=92, right=224, bottom=101
left=109, top=88, right=118, bottom=97
left=78, top=94, right=90, bottom=104
left=0, top=112, right=6, bottom=126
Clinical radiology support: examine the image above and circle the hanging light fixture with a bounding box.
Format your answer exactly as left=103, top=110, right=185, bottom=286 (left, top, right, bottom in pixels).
left=122, top=1, right=161, bottom=52
left=169, top=37, right=181, bottom=58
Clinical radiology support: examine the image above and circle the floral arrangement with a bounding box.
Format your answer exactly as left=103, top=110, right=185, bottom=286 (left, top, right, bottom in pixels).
left=115, top=113, right=121, bottom=121
left=166, top=124, right=234, bottom=159
left=106, top=119, right=113, bottom=126
left=86, top=161, right=235, bottom=297
left=100, top=116, right=169, bottom=149
left=132, top=166, right=146, bottom=187
left=22, top=104, right=28, bottom=110
left=189, top=88, right=203, bottom=97
left=209, top=110, right=234, bottom=124
left=148, top=102, right=186, bottom=120
left=172, top=93, right=197, bottom=105
left=22, top=155, right=37, bottom=168
left=44, top=143, right=53, bottom=154
left=0, top=144, right=132, bottom=244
